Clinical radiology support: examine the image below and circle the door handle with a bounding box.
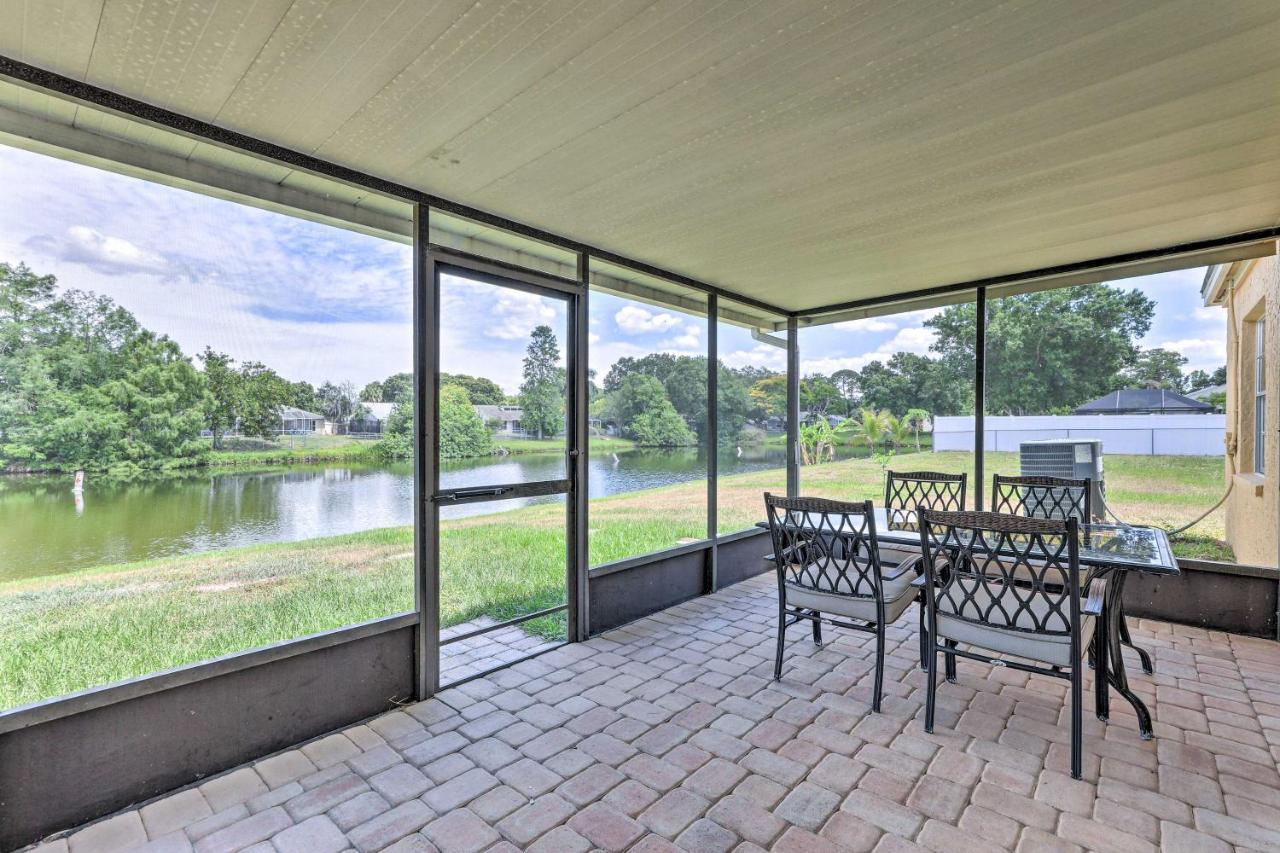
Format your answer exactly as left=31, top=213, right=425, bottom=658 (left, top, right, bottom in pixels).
left=433, top=486, right=511, bottom=502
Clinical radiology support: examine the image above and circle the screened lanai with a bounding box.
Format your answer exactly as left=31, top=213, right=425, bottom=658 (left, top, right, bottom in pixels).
left=2, top=2, right=1280, bottom=851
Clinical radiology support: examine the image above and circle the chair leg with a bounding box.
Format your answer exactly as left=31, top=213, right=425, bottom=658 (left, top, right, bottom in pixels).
left=924, top=641, right=938, bottom=733
left=918, top=601, right=929, bottom=670
left=1095, top=613, right=1110, bottom=721
left=774, top=601, right=787, bottom=680
left=1118, top=609, right=1154, bottom=675
left=1070, top=659, right=1084, bottom=780
left=811, top=610, right=823, bottom=646
left=872, top=622, right=886, bottom=713
left=944, top=639, right=957, bottom=683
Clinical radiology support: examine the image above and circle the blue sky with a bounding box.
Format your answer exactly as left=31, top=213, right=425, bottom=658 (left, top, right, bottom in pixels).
left=797, top=262, right=1224, bottom=379
left=1, top=143, right=1225, bottom=394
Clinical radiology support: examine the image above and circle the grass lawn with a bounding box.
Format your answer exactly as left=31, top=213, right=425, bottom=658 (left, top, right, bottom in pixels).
left=204, top=434, right=638, bottom=467
left=497, top=435, right=636, bottom=455
left=0, top=450, right=1233, bottom=708
left=207, top=435, right=381, bottom=467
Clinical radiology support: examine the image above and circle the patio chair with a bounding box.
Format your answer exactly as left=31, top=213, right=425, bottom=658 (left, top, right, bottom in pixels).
left=992, top=474, right=1153, bottom=675
left=883, top=470, right=967, bottom=665
left=764, top=493, right=917, bottom=712
left=991, top=473, right=1091, bottom=521
left=916, top=508, right=1106, bottom=779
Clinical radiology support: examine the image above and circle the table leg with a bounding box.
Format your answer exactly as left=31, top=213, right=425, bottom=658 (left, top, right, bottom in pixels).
left=1104, top=571, right=1153, bottom=739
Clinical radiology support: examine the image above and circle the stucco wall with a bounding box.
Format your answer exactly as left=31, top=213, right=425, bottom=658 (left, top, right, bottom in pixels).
left=1220, top=255, right=1279, bottom=567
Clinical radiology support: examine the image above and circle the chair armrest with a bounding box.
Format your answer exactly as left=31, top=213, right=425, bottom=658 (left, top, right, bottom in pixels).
left=764, top=541, right=811, bottom=563
left=882, top=554, right=921, bottom=581
left=1083, top=578, right=1108, bottom=616
left=910, top=575, right=928, bottom=589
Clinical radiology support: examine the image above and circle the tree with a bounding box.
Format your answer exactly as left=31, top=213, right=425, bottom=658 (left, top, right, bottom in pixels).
left=661, top=357, right=709, bottom=437
left=831, top=368, right=859, bottom=409
left=381, top=372, right=413, bottom=403
left=439, top=384, right=492, bottom=457
left=802, top=374, right=847, bottom=417
left=101, top=331, right=209, bottom=467
left=0, top=262, right=208, bottom=471
left=285, top=380, right=319, bottom=413
left=882, top=413, right=913, bottom=452
left=441, top=373, right=504, bottom=405
left=236, top=362, right=292, bottom=440
left=360, top=380, right=384, bottom=403
left=518, top=325, right=564, bottom=439
left=604, top=373, right=696, bottom=445
left=630, top=405, right=697, bottom=447
left=378, top=392, right=414, bottom=459
left=1185, top=366, right=1226, bottom=392
left=837, top=408, right=888, bottom=452
left=800, top=419, right=836, bottom=465
left=316, top=381, right=360, bottom=423
left=602, top=352, right=681, bottom=393
left=904, top=408, right=930, bottom=452
left=198, top=348, right=237, bottom=448
left=749, top=375, right=787, bottom=422
left=1122, top=348, right=1188, bottom=391
left=854, top=353, right=966, bottom=416
left=928, top=285, right=1155, bottom=415
left=716, top=364, right=752, bottom=447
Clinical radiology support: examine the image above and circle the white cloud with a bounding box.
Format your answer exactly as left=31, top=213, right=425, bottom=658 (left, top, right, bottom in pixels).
left=27, top=225, right=171, bottom=276
left=614, top=305, right=682, bottom=334
left=721, top=344, right=786, bottom=371
left=487, top=288, right=560, bottom=340
left=661, top=323, right=703, bottom=352
left=833, top=316, right=896, bottom=333
left=800, top=325, right=938, bottom=375
left=1192, top=305, right=1224, bottom=324
left=1151, top=337, right=1226, bottom=372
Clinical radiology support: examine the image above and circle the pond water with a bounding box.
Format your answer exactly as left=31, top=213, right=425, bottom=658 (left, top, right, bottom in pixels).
left=0, top=446, right=845, bottom=582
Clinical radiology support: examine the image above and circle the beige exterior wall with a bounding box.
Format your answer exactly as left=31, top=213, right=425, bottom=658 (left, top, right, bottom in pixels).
left=1217, top=255, right=1279, bottom=567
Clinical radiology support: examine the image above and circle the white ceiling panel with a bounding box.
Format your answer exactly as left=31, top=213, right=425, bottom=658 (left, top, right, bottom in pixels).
left=2, top=0, right=1280, bottom=311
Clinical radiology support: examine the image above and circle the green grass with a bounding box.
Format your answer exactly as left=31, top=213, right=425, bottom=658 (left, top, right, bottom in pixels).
left=207, top=438, right=380, bottom=467
left=496, top=436, right=636, bottom=455
left=0, top=450, right=1235, bottom=708
left=204, top=434, right=637, bottom=467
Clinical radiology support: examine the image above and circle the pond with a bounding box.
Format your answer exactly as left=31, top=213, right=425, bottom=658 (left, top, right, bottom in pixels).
left=0, top=445, right=854, bottom=582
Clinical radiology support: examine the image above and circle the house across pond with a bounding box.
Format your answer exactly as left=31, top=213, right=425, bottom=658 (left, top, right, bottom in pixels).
left=474, top=404, right=525, bottom=436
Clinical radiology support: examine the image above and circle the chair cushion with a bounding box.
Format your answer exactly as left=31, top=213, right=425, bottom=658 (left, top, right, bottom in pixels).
left=932, top=580, right=1096, bottom=667
left=878, top=543, right=923, bottom=572
left=784, top=564, right=916, bottom=625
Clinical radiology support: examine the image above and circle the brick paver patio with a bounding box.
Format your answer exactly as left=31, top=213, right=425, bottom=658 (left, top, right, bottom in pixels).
left=27, top=574, right=1280, bottom=852
left=440, top=618, right=563, bottom=686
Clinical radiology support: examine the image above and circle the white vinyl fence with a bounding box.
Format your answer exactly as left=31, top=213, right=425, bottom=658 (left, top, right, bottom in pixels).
left=933, top=414, right=1226, bottom=456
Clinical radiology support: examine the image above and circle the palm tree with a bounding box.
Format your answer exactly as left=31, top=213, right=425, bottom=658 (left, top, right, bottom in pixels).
left=904, top=408, right=930, bottom=453
left=883, top=413, right=913, bottom=452
left=838, top=408, right=886, bottom=456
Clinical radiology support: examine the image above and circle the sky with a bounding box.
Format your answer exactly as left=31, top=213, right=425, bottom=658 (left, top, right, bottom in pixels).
left=1, top=143, right=1226, bottom=395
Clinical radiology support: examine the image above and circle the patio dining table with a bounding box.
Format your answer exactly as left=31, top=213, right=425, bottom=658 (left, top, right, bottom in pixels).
left=759, top=507, right=1179, bottom=738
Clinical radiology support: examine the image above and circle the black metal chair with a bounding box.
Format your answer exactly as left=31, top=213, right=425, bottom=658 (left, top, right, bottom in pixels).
left=916, top=508, right=1106, bottom=779
left=992, top=474, right=1091, bottom=521
left=884, top=470, right=967, bottom=666
left=764, top=493, right=917, bottom=712
left=992, top=474, right=1153, bottom=675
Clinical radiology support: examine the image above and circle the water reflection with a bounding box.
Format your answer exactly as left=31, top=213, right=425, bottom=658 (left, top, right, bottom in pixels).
left=0, top=445, right=819, bottom=581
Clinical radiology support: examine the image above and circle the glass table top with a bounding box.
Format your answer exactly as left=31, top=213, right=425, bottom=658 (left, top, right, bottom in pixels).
left=762, top=508, right=1179, bottom=575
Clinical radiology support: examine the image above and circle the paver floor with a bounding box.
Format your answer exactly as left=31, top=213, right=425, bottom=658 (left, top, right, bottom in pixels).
left=440, top=618, right=562, bottom=686
left=29, top=573, right=1280, bottom=852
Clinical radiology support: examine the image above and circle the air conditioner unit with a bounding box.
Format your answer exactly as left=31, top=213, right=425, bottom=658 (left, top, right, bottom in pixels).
left=1018, top=439, right=1105, bottom=521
